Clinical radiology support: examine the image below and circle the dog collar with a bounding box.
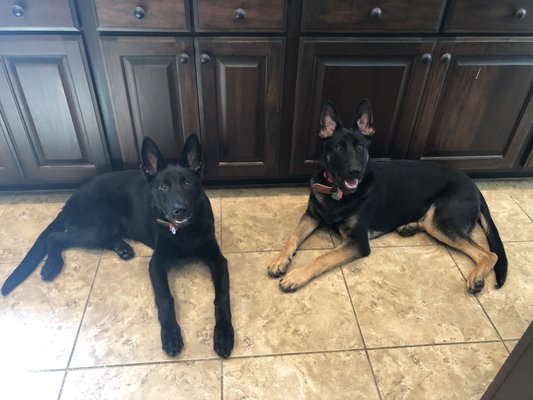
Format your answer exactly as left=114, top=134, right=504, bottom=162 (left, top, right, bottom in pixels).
left=311, top=170, right=353, bottom=201
left=156, top=218, right=178, bottom=235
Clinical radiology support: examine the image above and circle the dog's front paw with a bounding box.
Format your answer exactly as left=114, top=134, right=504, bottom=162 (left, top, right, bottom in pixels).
left=279, top=269, right=309, bottom=293
left=213, top=321, right=234, bottom=358
left=114, top=241, right=135, bottom=260
left=267, top=254, right=292, bottom=278
left=160, top=324, right=184, bottom=356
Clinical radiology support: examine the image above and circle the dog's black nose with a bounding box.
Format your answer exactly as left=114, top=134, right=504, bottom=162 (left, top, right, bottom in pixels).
left=347, top=169, right=362, bottom=178
left=172, top=205, right=188, bottom=217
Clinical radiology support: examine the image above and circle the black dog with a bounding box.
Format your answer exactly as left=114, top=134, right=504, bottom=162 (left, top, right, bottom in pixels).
left=2, top=135, right=234, bottom=358
left=268, top=99, right=507, bottom=294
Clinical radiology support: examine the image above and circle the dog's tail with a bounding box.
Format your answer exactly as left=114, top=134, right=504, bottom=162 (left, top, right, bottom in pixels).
left=479, top=193, right=507, bottom=288
left=1, top=212, right=65, bottom=296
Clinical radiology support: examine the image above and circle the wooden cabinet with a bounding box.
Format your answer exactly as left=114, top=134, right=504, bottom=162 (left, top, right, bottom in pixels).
left=0, top=35, right=109, bottom=185
left=100, top=37, right=199, bottom=169
left=196, top=38, right=284, bottom=178
left=290, top=38, right=435, bottom=176
left=0, top=124, right=22, bottom=184
left=2, top=0, right=533, bottom=187
left=444, top=0, right=533, bottom=33
left=0, top=0, right=77, bottom=32
left=98, top=1, right=286, bottom=179
left=94, top=0, right=190, bottom=32
left=193, top=0, right=286, bottom=32
left=302, top=0, right=446, bottom=33
left=410, top=39, right=533, bottom=172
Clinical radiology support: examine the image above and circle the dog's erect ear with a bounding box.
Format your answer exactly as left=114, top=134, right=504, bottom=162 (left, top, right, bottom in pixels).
left=319, top=102, right=342, bottom=139
left=141, top=137, right=168, bottom=179
left=180, top=134, right=203, bottom=175
left=353, top=99, right=375, bottom=137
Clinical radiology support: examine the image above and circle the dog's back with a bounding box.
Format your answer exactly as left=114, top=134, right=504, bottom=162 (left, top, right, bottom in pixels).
left=367, top=160, right=480, bottom=234
left=62, top=170, right=157, bottom=248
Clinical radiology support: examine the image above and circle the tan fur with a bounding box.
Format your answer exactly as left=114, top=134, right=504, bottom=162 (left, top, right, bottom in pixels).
left=279, top=242, right=361, bottom=291
left=417, top=206, right=498, bottom=292
left=267, top=213, right=320, bottom=277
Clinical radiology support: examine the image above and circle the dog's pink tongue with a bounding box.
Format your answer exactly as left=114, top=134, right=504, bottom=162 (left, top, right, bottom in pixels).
left=344, top=178, right=359, bottom=190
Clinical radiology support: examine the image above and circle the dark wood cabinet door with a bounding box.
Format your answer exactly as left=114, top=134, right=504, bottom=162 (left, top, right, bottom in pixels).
left=290, top=38, right=435, bottom=176
left=410, top=39, right=533, bottom=172
left=196, top=38, right=284, bottom=178
left=0, top=36, right=109, bottom=184
left=0, top=120, right=22, bottom=184
left=101, top=37, right=200, bottom=168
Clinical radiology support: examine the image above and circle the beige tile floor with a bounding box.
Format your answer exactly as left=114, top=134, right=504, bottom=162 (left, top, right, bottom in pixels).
left=0, top=180, right=532, bottom=399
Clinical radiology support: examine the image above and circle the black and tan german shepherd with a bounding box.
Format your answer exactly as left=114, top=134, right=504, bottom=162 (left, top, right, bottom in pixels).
left=268, top=99, right=507, bottom=295
left=2, top=135, right=234, bottom=358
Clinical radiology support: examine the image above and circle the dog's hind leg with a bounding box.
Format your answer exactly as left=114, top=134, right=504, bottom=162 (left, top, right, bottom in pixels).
left=396, top=222, right=423, bottom=237
left=267, top=212, right=320, bottom=278
left=40, top=228, right=107, bottom=281
left=419, top=205, right=497, bottom=294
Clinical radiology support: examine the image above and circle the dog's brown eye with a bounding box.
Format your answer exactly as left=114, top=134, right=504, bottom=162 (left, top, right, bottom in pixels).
left=184, top=181, right=191, bottom=189
left=159, top=184, right=169, bottom=192
left=356, top=144, right=365, bottom=152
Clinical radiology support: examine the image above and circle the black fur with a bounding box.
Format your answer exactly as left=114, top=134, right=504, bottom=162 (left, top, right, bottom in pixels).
left=1, top=135, right=234, bottom=358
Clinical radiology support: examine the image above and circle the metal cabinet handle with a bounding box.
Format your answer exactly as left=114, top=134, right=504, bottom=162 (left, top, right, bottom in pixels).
left=234, top=8, right=246, bottom=21
left=178, top=53, right=190, bottom=64
left=133, top=6, right=146, bottom=20
left=440, top=53, right=452, bottom=64
left=421, top=53, right=432, bottom=65
left=200, top=53, right=211, bottom=64
left=515, top=8, right=527, bottom=20
left=370, top=7, right=382, bottom=20
left=11, top=4, right=24, bottom=17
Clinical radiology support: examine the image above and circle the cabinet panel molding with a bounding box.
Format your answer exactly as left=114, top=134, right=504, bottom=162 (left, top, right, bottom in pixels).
left=101, top=37, right=200, bottom=168
left=196, top=38, right=284, bottom=178
left=0, top=35, right=109, bottom=183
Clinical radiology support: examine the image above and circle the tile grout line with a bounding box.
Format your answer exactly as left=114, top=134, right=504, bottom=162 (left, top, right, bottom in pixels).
left=38, top=338, right=511, bottom=375
left=510, top=194, right=533, bottom=223
left=340, top=266, right=383, bottom=400
left=220, top=359, right=224, bottom=400
left=56, top=255, right=103, bottom=400
left=445, top=248, right=508, bottom=352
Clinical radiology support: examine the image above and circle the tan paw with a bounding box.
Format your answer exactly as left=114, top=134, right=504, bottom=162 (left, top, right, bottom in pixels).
left=267, top=254, right=291, bottom=278
left=467, top=271, right=485, bottom=294
left=279, top=269, right=309, bottom=293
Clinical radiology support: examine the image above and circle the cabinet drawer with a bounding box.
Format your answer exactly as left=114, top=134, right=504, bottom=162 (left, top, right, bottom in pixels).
left=94, top=0, right=189, bottom=32
left=194, top=0, right=285, bottom=32
left=302, top=0, right=445, bottom=32
left=0, top=0, right=76, bottom=31
left=445, top=0, right=533, bottom=33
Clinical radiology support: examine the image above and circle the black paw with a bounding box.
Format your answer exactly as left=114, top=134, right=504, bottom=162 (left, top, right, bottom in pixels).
left=397, top=225, right=418, bottom=237
left=213, top=321, right=234, bottom=358
left=469, top=280, right=485, bottom=294
left=160, top=324, right=184, bottom=356
left=40, top=257, right=64, bottom=281
left=115, top=242, right=134, bottom=260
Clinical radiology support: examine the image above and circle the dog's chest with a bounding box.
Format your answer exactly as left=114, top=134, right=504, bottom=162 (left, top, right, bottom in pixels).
left=311, top=193, right=361, bottom=227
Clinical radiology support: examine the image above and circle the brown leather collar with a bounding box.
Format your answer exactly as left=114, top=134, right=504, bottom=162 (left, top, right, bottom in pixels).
left=311, top=170, right=354, bottom=201
left=156, top=218, right=178, bottom=234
